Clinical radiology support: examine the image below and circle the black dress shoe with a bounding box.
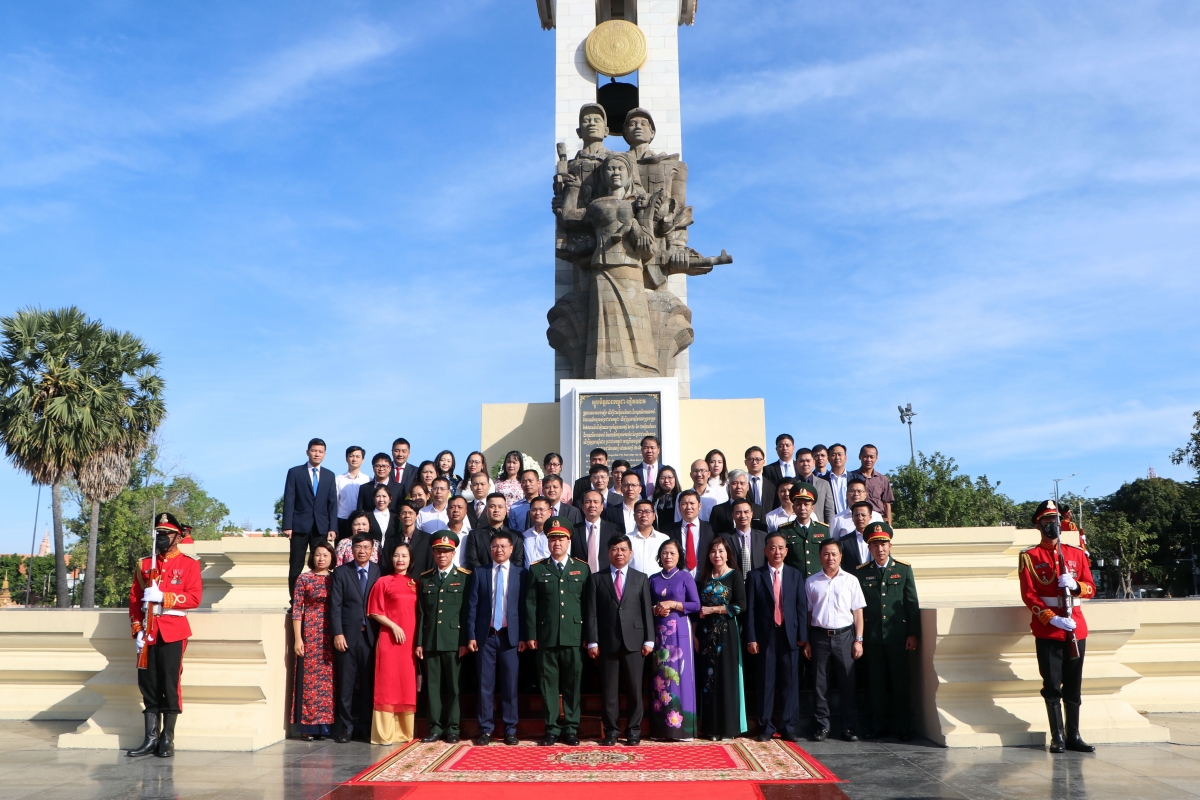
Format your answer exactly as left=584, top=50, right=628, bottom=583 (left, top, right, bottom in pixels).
left=421, top=734, right=442, bottom=743
left=563, top=732, right=580, bottom=746
left=842, top=729, right=858, bottom=742
left=504, top=733, right=519, bottom=746
left=444, top=734, right=461, bottom=744
left=779, top=733, right=799, bottom=743
left=299, top=734, right=315, bottom=742
left=754, top=733, right=773, bottom=743
left=812, top=728, right=829, bottom=742
left=626, top=735, right=640, bottom=746
left=475, top=733, right=492, bottom=746
left=539, top=734, right=558, bottom=747
left=599, top=733, right=619, bottom=746
left=335, top=733, right=352, bottom=744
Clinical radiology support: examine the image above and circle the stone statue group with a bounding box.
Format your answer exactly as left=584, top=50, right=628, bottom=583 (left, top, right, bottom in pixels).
left=548, top=104, right=732, bottom=382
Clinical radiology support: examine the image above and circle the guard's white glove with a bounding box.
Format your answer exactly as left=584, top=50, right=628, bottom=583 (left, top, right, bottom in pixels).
left=142, top=583, right=164, bottom=604
left=1057, top=573, right=1078, bottom=591
left=1049, top=616, right=1077, bottom=632
left=136, top=631, right=145, bottom=653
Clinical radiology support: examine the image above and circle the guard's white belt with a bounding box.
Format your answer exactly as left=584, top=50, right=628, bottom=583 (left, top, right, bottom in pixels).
left=160, top=610, right=188, bottom=617
left=1038, top=595, right=1078, bottom=608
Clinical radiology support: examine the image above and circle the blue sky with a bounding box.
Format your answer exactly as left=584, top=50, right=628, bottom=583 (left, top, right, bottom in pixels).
left=3, top=1, right=1199, bottom=550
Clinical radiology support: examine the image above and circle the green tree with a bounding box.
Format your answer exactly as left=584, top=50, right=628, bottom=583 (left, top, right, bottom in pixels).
left=1087, top=511, right=1159, bottom=598
left=1097, top=478, right=1200, bottom=596
left=75, top=327, right=164, bottom=607
left=889, top=451, right=1015, bottom=528
left=0, top=307, right=115, bottom=606
left=1170, top=410, right=1200, bottom=479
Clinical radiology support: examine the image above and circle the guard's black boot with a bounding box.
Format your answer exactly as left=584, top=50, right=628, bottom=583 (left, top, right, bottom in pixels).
left=156, top=713, right=177, bottom=757
left=1064, top=702, right=1095, bottom=752
left=126, top=711, right=160, bottom=757
left=1046, top=701, right=1065, bottom=753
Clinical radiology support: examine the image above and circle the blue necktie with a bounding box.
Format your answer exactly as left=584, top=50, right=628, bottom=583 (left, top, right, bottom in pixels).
left=492, top=565, right=505, bottom=630
left=312, top=467, right=319, bottom=496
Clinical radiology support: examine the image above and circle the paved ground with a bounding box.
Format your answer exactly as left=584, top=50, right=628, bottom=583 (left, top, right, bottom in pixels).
left=0, top=716, right=1197, bottom=800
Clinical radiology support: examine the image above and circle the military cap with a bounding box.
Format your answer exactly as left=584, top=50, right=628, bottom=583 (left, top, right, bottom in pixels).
left=578, top=102, right=607, bottom=124
left=1031, top=500, right=1060, bottom=525
left=623, top=107, right=656, bottom=129
left=864, top=521, right=893, bottom=543
left=546, top=516, right=574, bottom=538
left=431, top=531, right=460, bottom=550
left=789, top=482, right=818, bottom=503
left=154, top=512, right=183, bottom=534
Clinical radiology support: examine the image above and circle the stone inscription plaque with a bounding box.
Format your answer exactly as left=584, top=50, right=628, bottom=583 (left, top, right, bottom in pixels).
left=578, top=393, right=661, bottom=475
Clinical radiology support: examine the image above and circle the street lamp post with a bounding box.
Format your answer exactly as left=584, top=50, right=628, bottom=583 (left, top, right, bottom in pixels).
left=898, top=403, right=917, bottom=464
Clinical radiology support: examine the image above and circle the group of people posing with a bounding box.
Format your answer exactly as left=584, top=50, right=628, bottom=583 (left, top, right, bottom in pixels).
left=282, top=433, right=923, bottom=746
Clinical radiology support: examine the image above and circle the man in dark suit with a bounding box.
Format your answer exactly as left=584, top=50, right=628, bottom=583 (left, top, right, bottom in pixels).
left=390, top=438, right=418, bottom=495
left=602, top=471, right=643, bottom=533
left=631, top=436, right=670, bottom=500
left=724, top=498, right=768, bottom=579
left=763, top=434, right=797, bottom=508
left=571, top=449, right=609, bottom=508
left=744, top=446, right=778, bottom=516
left=283, top=438, right=339, bottom=596
left=468, top=493, right=525, bottom=569
left=465, top=472, right=491, bottom=529
left=584, top=534, right=654, bottom=746
left=357, top=453, right=404, bottom=513
left=710, top=470, right=768, bottom=535
left=466, top=530, right=528, bottom=746
left=745, top=532, right=809, bottom=742
left=329, top=534, right=380, bottom=742
left=669, top=489, right=723, bottom=575
left=542, top=474, right=583, bottom=529
left=573, top=490, right=618, bottom=572
left=795, top=448, right=836, bottom=524
left=837, top=502, right=873, bottom=570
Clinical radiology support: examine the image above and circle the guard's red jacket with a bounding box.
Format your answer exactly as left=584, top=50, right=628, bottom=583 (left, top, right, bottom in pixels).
left=128, top=547, right=203, bottom=644
left=1018, top=540, right=1095, bottom=640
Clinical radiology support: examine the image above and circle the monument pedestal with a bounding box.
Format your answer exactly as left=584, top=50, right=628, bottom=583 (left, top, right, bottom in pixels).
left=480, top=376, right=764, bottom=481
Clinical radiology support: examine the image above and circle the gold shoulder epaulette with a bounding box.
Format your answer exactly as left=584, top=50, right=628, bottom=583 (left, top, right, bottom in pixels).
left=813, top=521, right=830, bottom=530
left=456, top=566, right=471, bottom=574
left=893, top=558, right=911, bottom=566
left=856, top=562, right=870, bottom=570
left=420, top=568, right=435, bottom=576
left=531, top=558, right=547, bottom=566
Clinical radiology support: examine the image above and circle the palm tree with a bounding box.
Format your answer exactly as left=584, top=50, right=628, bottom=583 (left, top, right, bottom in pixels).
left=76, top=329, right=165, bottom=607
left=0, top=307, right=164, bottom=608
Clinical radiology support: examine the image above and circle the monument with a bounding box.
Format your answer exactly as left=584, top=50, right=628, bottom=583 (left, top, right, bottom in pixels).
left=477, top=1, right=762, bottom=485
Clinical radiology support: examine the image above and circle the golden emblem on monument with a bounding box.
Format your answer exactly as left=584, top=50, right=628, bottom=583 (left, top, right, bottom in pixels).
left=584, top=20, right=647, bottom=77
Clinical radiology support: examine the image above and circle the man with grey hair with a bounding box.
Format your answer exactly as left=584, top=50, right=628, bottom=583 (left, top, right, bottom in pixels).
left=709, top=468, right=767, bottom=535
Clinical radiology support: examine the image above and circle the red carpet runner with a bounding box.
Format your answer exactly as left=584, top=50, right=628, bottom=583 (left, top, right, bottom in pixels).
left=325, top=740, right=845, bottom=800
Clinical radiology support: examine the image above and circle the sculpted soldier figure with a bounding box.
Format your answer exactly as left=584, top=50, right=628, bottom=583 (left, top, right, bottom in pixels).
left=547, top=103, right=732, bottom=383
left=1019, top=500, right=1096, bottom=754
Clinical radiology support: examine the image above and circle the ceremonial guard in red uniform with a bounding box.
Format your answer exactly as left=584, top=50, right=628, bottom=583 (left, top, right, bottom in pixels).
left=1018, top=500, right=1096, bottom=754
left=127, top=512, right=203, bottom=758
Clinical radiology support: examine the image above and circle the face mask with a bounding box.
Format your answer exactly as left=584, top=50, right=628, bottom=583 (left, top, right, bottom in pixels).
left=1041, top=519, right=1061, bottom=539
left=155, top=534, right=173, bottom=553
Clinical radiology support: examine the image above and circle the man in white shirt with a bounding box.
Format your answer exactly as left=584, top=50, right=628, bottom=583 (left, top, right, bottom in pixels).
left=419, top=477, right=453, bottom=533
left=804, top=539, right=866, bottom=742
left=765, top=434, right=796, bottom=486
left=825, top=443, right=851, bottom=515
left=673, top=490, right=716, bottom=576
left=766, top=478, right=796, bottom=533
left=743, top=446, right=775, bottom=510
left=522, top=497, right=553, bottom=563
left=627, top=500, right=670, bottom=575
left=335, top=446, right=370, bottom=541
left=444, top=496, right=471, bottom=568
left=829, top=477, right=883, bottom=540
left=602, top=472, right=643, bottom=534
left=687, top=460, right=718, bottom=520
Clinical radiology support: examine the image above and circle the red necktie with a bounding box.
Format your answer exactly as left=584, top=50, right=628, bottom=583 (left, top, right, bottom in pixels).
left=773, top=569, right=783, bottom=626
left=685, top=523, right=697, bottom=571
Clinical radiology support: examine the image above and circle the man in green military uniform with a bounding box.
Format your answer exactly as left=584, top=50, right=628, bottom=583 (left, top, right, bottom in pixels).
left=778, top=482, right=832, bottom=579
left=854, top=521, right=920, bottom=740
left=525, top=516, right=590, bottom=746
left=415, top=531, right=471, bottom=743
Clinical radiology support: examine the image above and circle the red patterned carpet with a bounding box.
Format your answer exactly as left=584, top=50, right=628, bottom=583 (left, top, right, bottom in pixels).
left=322, top=739, right=846, bottom=800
